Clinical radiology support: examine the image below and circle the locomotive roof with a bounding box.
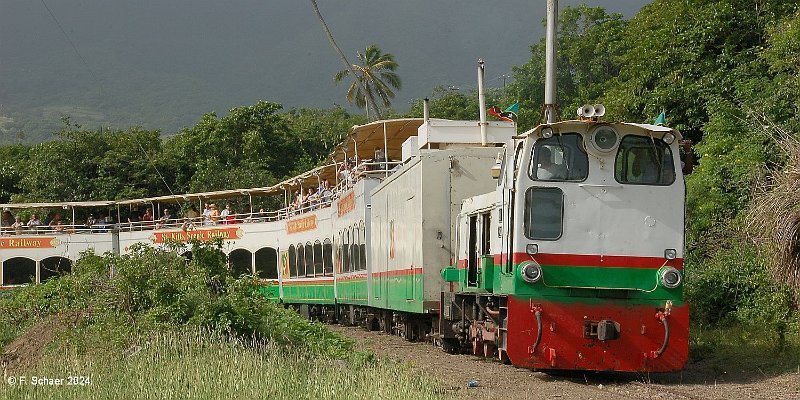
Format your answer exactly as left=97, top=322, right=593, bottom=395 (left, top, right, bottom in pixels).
left=522, top=120, right=682, bottom=138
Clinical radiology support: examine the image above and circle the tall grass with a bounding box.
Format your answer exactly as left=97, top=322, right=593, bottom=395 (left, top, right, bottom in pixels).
left=0, top=329, right=447, bottom=400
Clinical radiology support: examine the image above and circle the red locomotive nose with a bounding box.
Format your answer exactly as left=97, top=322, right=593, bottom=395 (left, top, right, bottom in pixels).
left=504, top=297, right=689, bottom=372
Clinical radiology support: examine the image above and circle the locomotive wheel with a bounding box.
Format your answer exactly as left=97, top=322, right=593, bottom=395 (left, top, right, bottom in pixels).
left=442, top=338, right=461, bottom=354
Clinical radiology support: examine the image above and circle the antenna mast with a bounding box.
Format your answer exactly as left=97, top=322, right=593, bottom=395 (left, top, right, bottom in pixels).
left=544, top=0, right=558, bottom=123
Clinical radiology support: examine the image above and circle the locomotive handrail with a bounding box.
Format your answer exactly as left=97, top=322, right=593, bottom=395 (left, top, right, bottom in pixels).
left=532, top=308, right=543, bottom=354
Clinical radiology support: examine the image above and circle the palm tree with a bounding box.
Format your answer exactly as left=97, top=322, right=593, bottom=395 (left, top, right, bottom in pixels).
left=334, top=45, right=402, bottom=120
left=309, top=1, right=381, bottom=119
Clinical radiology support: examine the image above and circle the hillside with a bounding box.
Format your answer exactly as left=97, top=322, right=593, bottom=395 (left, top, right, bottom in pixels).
left=0, top=0, right=647, bottom=142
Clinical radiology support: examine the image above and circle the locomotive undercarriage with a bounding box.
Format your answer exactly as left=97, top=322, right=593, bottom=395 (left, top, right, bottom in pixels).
left=287, top=294, right=511, bottom=363
left=438, top=292, right=510, bottom=362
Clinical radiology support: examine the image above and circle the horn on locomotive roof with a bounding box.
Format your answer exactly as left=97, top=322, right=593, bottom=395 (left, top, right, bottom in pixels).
left=544, top=0, right=558, bottom=124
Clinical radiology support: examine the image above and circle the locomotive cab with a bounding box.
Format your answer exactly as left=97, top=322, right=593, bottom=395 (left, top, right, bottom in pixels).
left=446, top=118, right=689, bottom=372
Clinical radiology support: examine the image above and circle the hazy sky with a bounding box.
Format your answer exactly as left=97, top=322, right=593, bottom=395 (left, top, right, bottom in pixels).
left=0, top=0, right=651, bottom=136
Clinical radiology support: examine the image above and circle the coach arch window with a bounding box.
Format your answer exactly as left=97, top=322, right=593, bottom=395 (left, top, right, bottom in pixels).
left=313, top=240, right=323, bottom=276
left=297, top=243, right=306, bottom=277
left=40, top=256, right=72, bottom=282
left=323, top=239, right=333, bottom=276
left=305, top=242, right=314, bottom=277
left=288, top=245, right=297, bottom=278
left=350, top=226, right=359, bottom=273
left=359, top=221, right=367, bottom=271
left=229, top=249, right=253, bottom=278
left=342, top=229, right=351, bottom=273
left=255, top=247, right=278, bottom=279
left=2, top=257, right=36, bottom=286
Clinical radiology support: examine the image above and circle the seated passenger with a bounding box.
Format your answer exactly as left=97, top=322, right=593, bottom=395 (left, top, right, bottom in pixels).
left=27, top=214, right=42, bottom=229
left=156, top=209, right=172, bottom=229
left=1, top=211, right=13, bottom=233
left=11, top=216, right=25, bottom=235
left=536, top=147, right=568, bottom=180
left=141, top=208, right=154, bottom=228
left=85, top=214, right=97, bottom=230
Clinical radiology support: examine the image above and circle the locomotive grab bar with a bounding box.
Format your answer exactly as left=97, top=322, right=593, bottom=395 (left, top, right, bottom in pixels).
left=652, top=307, right=671, bottom=358
left=532, top=308, right=543, bottom=353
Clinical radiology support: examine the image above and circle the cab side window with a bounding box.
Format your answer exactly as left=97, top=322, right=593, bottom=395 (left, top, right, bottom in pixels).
left=615, top=136, right=675, bottom=185
left=529, top=134, right=589, bottom=182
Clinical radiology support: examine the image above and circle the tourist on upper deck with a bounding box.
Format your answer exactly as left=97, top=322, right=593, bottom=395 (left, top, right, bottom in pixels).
left=1, top=210, right=13, bottom=229
left=11, top=216, right=25, bottom=235
left=141, top=208, right=154, bottom=228
left=220, top=204, right=232, bottom=220
left=321, top=180, right=332, bottom=205
left=306, top=188, right=318, bottom=210
left=202, top=204, right=212, bottom=225
left=222, top=205, right=236, bottom=225
left=27, top=214, right=42, bottom=228
left=209, top=204, right=220, bottom=224
left=85, top=214, right=97, bottom=228
left=374, top=148, right=386, bottom=170
left=186, top=205, right=200, bottom=221
left=156, top=209, right=172, bottom=229
left=127, top=207, right=141, bottom=229
left=48, top=213, right=63, bottom=227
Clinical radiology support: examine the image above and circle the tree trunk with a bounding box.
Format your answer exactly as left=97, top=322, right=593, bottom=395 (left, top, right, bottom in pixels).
left=310, top=0, right=383, bottom=120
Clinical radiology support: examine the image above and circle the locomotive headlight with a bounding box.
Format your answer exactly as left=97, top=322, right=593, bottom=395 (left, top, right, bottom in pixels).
left=520, top=261, right=543, bottom=284
left=662, top=132, right=676, bottom=144
left=526, top=243, right=539, bottom=255
left=588, top=126, right=619, bottom=153
left=659, top=266, right=682, bottom=289
left=541, top=126, right=554, bottom=138
left=664, top=248, right=677, bottom=260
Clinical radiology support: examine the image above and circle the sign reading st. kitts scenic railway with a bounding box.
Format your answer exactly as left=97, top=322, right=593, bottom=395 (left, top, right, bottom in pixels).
left=0, top=237, right=60, bottom=249
left=287, top=214, right=317, bottom=234
left=150, top=227, right=243, bottom=244
left=337, top=192, right=355, bottom=216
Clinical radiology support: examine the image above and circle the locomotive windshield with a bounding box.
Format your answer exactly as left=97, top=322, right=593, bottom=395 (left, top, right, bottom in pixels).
left=529, top=134, right=589, bottom=182
left=614, top=136, right=676, bottom=185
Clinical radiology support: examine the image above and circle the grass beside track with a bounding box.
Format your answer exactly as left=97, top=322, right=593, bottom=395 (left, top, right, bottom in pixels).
left=0, top=329, right=447, bottom=400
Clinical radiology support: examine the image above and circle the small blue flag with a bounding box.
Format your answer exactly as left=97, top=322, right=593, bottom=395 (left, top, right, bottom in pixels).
left=654, top=111, right=666, bottom=126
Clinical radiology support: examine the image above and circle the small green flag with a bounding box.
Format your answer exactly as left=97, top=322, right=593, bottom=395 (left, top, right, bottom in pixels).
left=504, top=102, right=519, bottom=114
left=654, top=111, right=667, bottom=126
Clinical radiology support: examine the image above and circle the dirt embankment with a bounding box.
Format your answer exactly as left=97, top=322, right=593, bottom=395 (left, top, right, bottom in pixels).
left=1, top=312, right=86, bottom=375
left=331, top=326, right=800, bottom=400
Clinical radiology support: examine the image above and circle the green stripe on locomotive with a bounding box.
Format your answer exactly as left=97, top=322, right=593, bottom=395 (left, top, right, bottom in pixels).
left=444, top=256, right=684, bottom=306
